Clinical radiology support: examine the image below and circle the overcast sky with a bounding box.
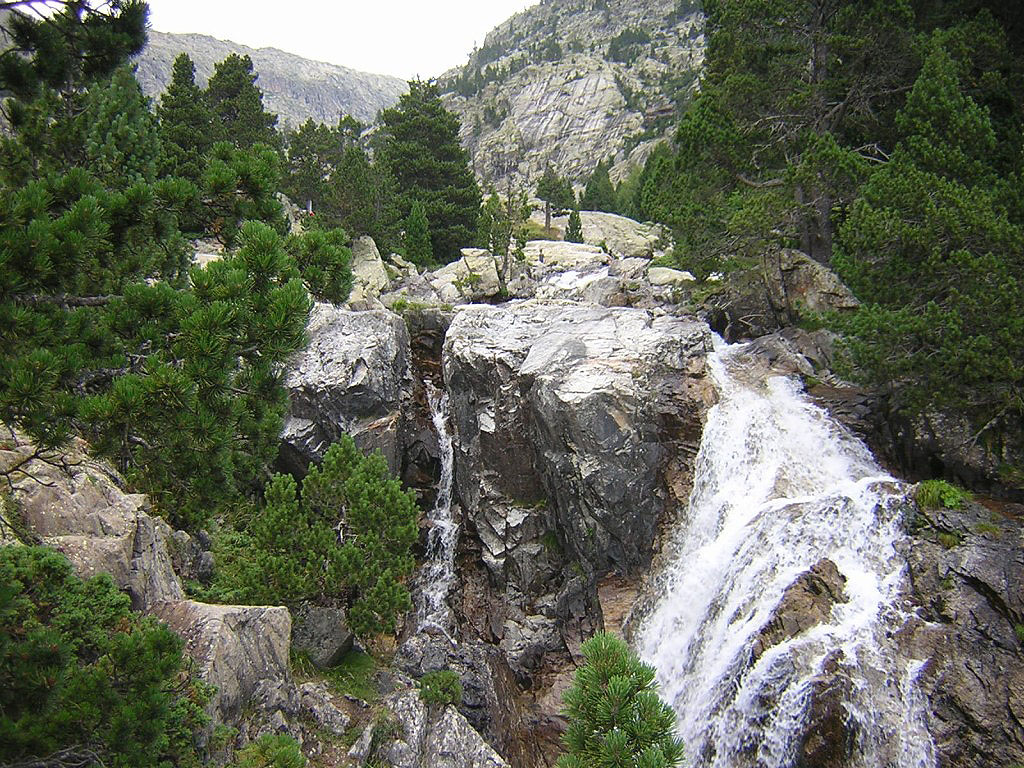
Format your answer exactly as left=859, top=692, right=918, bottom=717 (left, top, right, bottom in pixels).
left=145, top=1, right=539, bottom=80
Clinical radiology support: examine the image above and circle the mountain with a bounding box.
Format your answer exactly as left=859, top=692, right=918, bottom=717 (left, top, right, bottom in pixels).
left=439, top=0, right=705, bottom=188
left=134, top=30, right=408, bottom=128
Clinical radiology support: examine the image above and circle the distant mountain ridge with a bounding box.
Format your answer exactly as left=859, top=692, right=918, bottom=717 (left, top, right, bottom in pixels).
left=135, top=30, right=408, bottom=128
left=439, top=0, right=705, bottom=188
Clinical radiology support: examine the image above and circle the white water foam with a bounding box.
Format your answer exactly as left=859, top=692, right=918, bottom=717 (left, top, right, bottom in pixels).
left=635, top=341, right=934, bottom=768
left=416, top=382, right=459, bottom=639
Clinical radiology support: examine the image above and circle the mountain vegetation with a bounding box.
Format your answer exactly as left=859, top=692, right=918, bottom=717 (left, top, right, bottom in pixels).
left=630, top=0, right=1024, bottom=469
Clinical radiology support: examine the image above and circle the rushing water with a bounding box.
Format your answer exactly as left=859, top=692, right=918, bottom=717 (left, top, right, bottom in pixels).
left=635, top=342, right=935, bottom=768
left=416, top=382, right=459, bottom=637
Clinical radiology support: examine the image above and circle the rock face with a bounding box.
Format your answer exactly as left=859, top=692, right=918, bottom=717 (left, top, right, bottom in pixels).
left=152, top=600, right=297, bottom=731
left=440, top=0, right=704, bottom=188
left=349, top=686, right=510, bottom=768
left=0, top=431, right=312, bottom=739
left=703, top=250, right=859, bottom=342
left=1, top=433, right=183, bottom=611
left=443, top=301, right=714, bottom=678
left=280, top=303, right=411, bottom=475
left=901, top=498, right=1024, bottom=767
left=135, top=31, right=406, bottom=127
left=347, top=236, right=392, bottom=311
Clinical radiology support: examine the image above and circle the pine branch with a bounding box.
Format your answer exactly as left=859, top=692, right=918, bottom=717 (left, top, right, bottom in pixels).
left=14, top=294, right=119, bottom=307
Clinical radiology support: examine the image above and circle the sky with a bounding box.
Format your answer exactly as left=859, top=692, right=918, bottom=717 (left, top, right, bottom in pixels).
left=145, top=0, right=539, bottom=80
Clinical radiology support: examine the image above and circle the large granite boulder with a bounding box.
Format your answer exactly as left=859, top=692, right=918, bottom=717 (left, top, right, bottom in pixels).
left=152, top=600, right=297, bottom=731
left=348, top=685, right=509, bottom=768
left=1, top=432, right=182, bottom=611
left=443, top=301, right=714, bottom=675
left=347, top=235, right=392, bottom=310
left=900, top=497, right=1024, bottom=767
left=280, top=303, right=411, bottom=475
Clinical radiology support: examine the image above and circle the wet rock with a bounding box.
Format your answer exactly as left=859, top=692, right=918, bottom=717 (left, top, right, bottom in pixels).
left=751, top=559, right=848, bottom=662
left=797, top=654, right=858, bottom=768
left=900, top=498, right=1024, bottom=767
left=291, top=601, right=354, bottom=669
left=280, top=303, right=411, bottom=475
left=443, top=301, right=713, bottom=675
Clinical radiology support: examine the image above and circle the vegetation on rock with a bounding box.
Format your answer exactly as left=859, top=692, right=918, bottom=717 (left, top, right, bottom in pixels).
left=558, top=632, right=683, bottom=768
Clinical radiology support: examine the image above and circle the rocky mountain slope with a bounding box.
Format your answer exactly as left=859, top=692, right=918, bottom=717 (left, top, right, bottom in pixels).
left=134, top=30, right=408, bottom=127
left=439, top=0, right=705, bottom=187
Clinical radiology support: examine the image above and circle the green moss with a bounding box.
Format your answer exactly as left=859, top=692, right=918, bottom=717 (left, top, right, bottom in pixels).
left=915, top=479, right=971, bottom=510
left=973, top=522, right=1001, bottom=536
left=418, top=669, right=462, bottom=707
left=937, top=531, right=961, bottom=549
left=324, top=649, right=379, bottom=704
left=1015, top=625, right=1024, bottom=645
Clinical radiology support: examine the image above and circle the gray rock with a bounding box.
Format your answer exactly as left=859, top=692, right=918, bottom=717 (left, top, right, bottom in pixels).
left=443, top=301, right=714, bottom=674
left=441, top=0, right=704, bottom=189
left=347, top=236, right=391, bottom=310
left=1, top=433, right=183, bottom=610
left=280, top=303, right=411, bottom=475
left=352, top=686, right=509, bottom=768
left=299, top=681, right=350, bottom=734
left=703, top=249, right=858, bottom=341
left=291, top=602, right=354, bottom=669
left=900, top=498, right=1024, bottom=767
left=152, top=600, right=297, bottom=730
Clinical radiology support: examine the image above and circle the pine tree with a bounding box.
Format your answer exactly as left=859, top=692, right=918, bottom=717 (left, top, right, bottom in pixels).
left=285, top=226, right=353, bottom=304
left=325, top=143, right=401, bottom=251
left=217, top=437, right=419, bottom=638
left=282, top=118, right=342, bottom=214
left=404, top=199, right=433, bottom=268
left=376, top=79, right=481, bottom=264
left=536, top=165, right=565, bottom=233
left=557, top=633, right=683, bottom=768
left=565, top=209, right=584, bottom=243
left=157, top=53, right=216, bottom=185
left=833, top=41, right=1024, bottom=435
left=0, top=547, right=209, bottom=767
left=580, top=160, right=617, bottom=213
left=205, top=53, right=280, bottom=151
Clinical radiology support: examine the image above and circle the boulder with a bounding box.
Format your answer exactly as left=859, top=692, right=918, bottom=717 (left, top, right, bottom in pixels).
left=528, top=212, right=665, bottom=260
left=1, top=432, right=182, bottom=610
left=280, top=303, right=411, bottom=475
left=900, top=498, right=1024, bottom=767
left=428, top=249, right=505, bottom=304
left=443, top=301, right=714, bottom=674
left=647, top=266, right=695, bottom=287
left=703, top=250, right=858, bottom=341
left=152, top=600, right=297, bottom=730
left=349, top=685, right=509, bottom=768
left=347, top=236, right=392, bottom=310
left=291, top=601, right=354, bottom=669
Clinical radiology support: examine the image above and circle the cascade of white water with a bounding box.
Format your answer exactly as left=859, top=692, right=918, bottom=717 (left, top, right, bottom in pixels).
left=635, top=342, right=935, bottom=768
left=416, top=382, right=459, bottom=636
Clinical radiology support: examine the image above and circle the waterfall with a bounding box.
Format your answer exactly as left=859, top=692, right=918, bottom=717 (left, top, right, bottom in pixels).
left=416, top=382, right=459, bottom=637
left=635, top=342, right=935, bottom=768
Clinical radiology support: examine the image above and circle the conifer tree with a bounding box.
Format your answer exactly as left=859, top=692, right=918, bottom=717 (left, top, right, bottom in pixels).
left=157, top=52, right=216, bottom=185
left=558, top=633, right=683, bottom=768
left=536, top=164, right=573, bottom=233
left=205, top=53, right=280, bottom=151
left=404, top=199, right=433, bottom=268
left=217, top=437, right=419, bottom=638
left=833, top=41, right=1024, bottom=434
left=376, top=79, right=481, bottom=264
left=282, top=117, right=342, bottom=214
left=326, top=143, right=401, bottom=251
left=565, top=209, right=584, bottom=243
left=0, top=547, right=209, bottom=767
left=580, top=160, right=617, bottom=213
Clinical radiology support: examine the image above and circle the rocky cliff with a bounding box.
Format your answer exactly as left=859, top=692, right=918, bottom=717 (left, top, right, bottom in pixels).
left=135, top=31, right=407, bottom=127
left=439, top=0, right=705, bottom=187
